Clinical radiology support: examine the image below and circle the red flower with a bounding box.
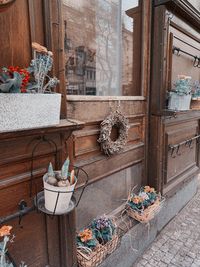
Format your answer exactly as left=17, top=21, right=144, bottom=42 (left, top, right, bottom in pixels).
left=8, top=66, right=30, bottom=91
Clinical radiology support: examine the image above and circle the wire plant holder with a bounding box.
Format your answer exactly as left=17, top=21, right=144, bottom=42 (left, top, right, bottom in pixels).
left=29, top=135, right=88, bottom=216
left=34, top=164, right=89, bottom=216
left=126, top=196, right=165, bottom=224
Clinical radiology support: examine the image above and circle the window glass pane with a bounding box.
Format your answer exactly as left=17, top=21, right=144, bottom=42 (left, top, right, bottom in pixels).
left=63, top=0, right=140, bottom=96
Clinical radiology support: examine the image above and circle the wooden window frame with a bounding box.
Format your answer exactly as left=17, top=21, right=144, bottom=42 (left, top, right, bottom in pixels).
left=41, top=0, right=151, bottom=106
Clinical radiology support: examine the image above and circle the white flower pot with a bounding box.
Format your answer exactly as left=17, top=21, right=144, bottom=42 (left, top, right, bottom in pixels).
left=168, top=92, right=191, bottom=111
left=43, top=173, right=77, bottom=214
left=0, top=93, right=61, bottom=132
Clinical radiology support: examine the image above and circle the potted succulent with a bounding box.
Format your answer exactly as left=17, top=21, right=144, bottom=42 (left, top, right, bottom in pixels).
left=43, top=158, right=77, bottom=214
left=0, top=42, right=61, bottom=132
left=168, top=75, right=192, bottom=111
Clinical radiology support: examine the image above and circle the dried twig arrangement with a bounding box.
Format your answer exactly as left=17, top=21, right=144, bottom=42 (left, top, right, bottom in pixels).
left=98, top=109, right=129, bottom=156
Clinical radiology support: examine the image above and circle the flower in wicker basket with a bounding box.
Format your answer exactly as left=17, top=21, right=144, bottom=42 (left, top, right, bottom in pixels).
left=90, top=216, right=119, bottom=255
left=127, top=186, right=164, bottom=223
left=76, top=216, right=120, bottom=267
left=76, top=228, right=106, bottom=267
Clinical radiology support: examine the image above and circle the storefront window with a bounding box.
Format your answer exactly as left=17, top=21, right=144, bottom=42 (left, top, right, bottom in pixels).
left=63, top=0, right=140, bottom=96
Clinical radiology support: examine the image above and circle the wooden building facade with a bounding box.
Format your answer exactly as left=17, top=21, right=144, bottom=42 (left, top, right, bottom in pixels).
left=0, top=0, right=199, bottom=266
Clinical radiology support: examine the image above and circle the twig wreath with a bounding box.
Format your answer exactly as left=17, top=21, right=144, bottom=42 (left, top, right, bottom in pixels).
left=98, top=109, right=129, bottom=156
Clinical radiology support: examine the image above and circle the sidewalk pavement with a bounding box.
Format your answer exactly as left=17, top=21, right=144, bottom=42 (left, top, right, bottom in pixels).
left=133, top=181, right=200, bottom=267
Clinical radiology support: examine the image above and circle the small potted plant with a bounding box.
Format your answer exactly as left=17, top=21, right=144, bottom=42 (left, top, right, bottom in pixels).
left=90, top=216, right=119, bottom=255
left=76, top=228, right=106, bottom=267
left=0, top=42, right=61, bottom=132
left=76, top=215, right=119, bottom=267
left=43, top=158, right=76, bottom=214
left=191, top=81, right=200, bottom=109
left=168, top=75, right=192, bottom=111
left=126, top=186, right=164, bottom=223
left=0, top=225, right=27, bottom=267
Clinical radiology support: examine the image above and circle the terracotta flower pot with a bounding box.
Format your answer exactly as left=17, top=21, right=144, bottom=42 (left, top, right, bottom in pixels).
left=0, top=0, right=16, bottom=13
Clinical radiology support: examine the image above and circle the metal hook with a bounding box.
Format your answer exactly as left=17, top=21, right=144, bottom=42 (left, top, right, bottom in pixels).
left=193, top=56, right=199, bottom=67
left=116, top=100, right=121, bottom=112
left=197, top=58, right=200, bottom=68
left=18, top=200, right=27, bottom=227
left=185, top=139, right=190, bottom=147
left=170, top=146, right=176, bottom=158
left=188, top=139, right=193, bottom=149
left=176, top=145, right=181, bottom=156
left=173, top=47, right=180, bottom=56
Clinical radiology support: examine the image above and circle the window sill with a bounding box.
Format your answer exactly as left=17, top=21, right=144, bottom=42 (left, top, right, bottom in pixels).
left=67, top=95, right=146, bottom=102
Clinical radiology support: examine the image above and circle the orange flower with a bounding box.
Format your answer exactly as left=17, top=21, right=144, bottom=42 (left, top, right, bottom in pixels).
left=132, top=196, right=143, bottom=204
left=78, top=228, right=93, bottom=243
left=32, top=42, right=48, bottom=53
left=0, top=225, right=12, bottom=237
left=144, top=186, right=151, bottom=193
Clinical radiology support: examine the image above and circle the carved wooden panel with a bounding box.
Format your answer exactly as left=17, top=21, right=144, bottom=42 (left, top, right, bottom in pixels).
left=165, top=120, right=198, bottom=185
left=67, top=99, right=146, bottom=185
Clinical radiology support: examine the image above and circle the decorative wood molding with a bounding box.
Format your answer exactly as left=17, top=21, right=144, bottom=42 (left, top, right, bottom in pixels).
left=154, top=0, right=200, bottom=30
left=43, top=0, right=67, bottom=119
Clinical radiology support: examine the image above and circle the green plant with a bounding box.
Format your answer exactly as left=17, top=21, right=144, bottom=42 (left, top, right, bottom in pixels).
left=90, top=216, right=116, bottom=244
left=172, top=75, right=191, bottom=96
left=0, top=226, right=27, bottom=267
left=76, top=228, right=98, bottom=252
left=0, top=42, right=59, bottom=94
left=46, top=158, right=76, bottom=187
left=0, top=67, right=23, bottom=93
left=127, top=186, right=159, bottom=212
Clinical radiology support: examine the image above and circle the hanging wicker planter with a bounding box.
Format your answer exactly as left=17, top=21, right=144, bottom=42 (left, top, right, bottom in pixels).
left=98, top=110, right=129, bottom=156
left=126, top=186, right=165, bottom=224
left=77, top=216, right=120, bottom=267
left=77, top=235, right=119, bottom=267
left=127, top=198, right=164, bottom=224
left=77, top=245, right=106, bottom=267
left=0, top=0, right=16, bottom=12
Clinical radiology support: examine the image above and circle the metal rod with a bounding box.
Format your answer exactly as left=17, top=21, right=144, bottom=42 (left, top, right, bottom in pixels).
left=169, top=134, right=200, bottom=149
left=174, top=36, right=200, bottom=53
left=0, top=206, right=35, bottom=224
left=173, top=46, right=200, bottom=60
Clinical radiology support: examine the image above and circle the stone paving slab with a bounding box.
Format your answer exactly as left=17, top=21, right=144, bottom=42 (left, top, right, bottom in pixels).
left=133, top=181, right=200, bottom=267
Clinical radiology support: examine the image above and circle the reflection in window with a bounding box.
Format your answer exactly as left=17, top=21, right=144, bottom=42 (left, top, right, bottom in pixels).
left=63, top=0, right=139, bottom=96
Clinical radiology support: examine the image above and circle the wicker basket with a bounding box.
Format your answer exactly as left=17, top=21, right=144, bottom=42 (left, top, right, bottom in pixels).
left=77, top=245, right=106, bottom=267
left=77, top=235, right=119, bottom=267
left=104, top=235, right=119, bottom=255
left=127, top=198, right=164, bottom=224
